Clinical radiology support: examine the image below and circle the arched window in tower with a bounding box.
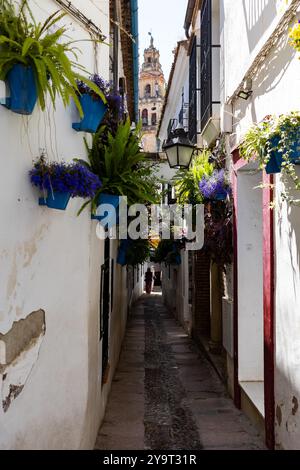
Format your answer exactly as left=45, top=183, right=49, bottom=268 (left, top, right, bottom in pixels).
left=147, top=57, right=152, bottom=63
left=145, top=84, right=151, bottom=97
left=142, top=109, right=148, bottom=127
left=151, top=113, right=157, bottom=126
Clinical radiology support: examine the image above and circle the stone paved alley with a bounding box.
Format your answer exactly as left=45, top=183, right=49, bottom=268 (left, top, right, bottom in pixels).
left=95, top=293, right=266, bottom=451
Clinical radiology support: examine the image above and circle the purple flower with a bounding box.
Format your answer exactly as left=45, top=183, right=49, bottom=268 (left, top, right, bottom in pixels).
left=76, top=74, right=111, bottom=98
left=29, top=159, right=101, bottom=199
left=199, top=169, right=231, bottom=200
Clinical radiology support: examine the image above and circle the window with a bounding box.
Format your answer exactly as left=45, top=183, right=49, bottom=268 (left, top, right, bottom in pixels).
left=142, top=109, right=148, bottom=126
left=145, top=84, right=151, bottom=96
left=188, top=37, right=197, bottom=143
left=151, top=113, right=157, bottom=126
left=147, top=57, right=152, bottom=63
left=200, top=0, right=212, bottom=131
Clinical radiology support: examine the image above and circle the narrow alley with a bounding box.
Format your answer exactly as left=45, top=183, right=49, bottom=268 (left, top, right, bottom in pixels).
left=95, top=293, right=265, bottom=451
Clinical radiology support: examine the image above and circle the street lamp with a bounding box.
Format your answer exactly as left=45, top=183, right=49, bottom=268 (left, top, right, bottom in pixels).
left=162, top=125, right=195, bottom=169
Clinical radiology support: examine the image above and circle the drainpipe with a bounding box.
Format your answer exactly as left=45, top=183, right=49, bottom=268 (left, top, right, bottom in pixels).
left=130, top=0, right=139, bottom=123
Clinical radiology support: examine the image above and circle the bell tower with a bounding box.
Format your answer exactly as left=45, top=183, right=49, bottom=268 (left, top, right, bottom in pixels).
left=139, top=34, right=166, bottom=154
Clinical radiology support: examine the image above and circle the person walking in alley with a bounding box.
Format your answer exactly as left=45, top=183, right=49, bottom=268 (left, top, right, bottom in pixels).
left=145, top=267, right=154, bottom=294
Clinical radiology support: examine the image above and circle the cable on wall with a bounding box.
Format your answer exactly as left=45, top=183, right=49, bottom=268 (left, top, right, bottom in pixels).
left=54, top=0, right=106, bottom=41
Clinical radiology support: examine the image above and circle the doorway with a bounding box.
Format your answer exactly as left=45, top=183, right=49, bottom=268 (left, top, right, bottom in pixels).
left=237, top=169, right=264, bottom=417
left=100, top=238, right=111, bottom=383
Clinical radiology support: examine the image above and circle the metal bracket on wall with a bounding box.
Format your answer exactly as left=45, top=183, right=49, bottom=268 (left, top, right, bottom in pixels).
left=54, top=0, right=106, bottom=41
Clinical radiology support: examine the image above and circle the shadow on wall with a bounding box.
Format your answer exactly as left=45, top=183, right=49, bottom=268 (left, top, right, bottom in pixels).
left=242, top=0, right=277, bottom=53
left=233, top=29, right=294, bottom=132
left=275, top=176, right=300, bottom=449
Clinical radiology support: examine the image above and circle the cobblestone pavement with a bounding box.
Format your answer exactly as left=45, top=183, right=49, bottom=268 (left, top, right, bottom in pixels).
left=95, top=293, right=266, bottom=450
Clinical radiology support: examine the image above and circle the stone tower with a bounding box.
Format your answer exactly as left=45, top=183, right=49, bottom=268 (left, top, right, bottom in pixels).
left=139, top=34, right=166, bottom=154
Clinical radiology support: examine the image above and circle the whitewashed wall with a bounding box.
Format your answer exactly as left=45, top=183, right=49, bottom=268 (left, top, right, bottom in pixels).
left=0, top=0, right=130, bottom=450
left=222, top=0, right=300, bottom=449
left=157, top=42, right=189, bottom=146
left=161, top=250, right=191, bottom=334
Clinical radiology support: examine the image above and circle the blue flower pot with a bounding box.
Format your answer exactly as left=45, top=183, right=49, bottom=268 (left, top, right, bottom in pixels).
left=72, top=93, right=107, bottom=133
left=175, top=254, right=182, bottom=265
left=215, top=190, right=228, bottom=201
left=91, top=193, right=120, bottom=228
left=39, top=191, right=71, bottom=211
left=1, top=64, right=38, bottom=115
left=266, top=134, right=300, bottom=174
left=117, top=240, right=130, bottom=266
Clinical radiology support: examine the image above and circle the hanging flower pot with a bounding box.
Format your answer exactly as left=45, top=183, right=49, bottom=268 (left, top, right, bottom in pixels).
left=199, top=169, right=231, bottom=201
left=215, top=189, right=229, bottom=201
left=91, top=193, right=120, bottom=228
left=117, top=240, right=131, bottom=266
left=117, top=239, right=150, bottom=267
left=30, top=157, right=101, bottom=211
left=39, top=191, right=71, bottom=211
left=1, top=64, right=38, bottom=115
left=72, top=93, right=107, bottom=133
left=265, top=133, right=300, bottom=174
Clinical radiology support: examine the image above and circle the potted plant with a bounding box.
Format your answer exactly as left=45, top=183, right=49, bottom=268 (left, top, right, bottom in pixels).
left=29, top=156, right=101, bottom=211
left=77, top=119, right=160, bottom=227
left=240, top=112, right=300, bottom=200
left=0, top=0, right=105, bottom=115
left=199, top=169, right=231, bottom=201
left=174, top=151, right=214, bottom=205
left=289, top=20, right=300, bottom=56
left=73, top=75, right=109, bottom=133
left=117, top=239, right=151, bottom=267
left=154, top=239, right=182, bottom=266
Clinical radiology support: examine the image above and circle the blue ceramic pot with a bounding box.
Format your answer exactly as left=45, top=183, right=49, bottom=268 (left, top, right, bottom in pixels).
left=117, top=240, right=130, bottom=266
left=39, top=191, right=71, bottom=211
left=72, top=93, right=107, bottom=133
left=266, top=133, right=300, bottom=174
left=1, top=64, right=38, bottom=115
left=91, top=193, right=120, bottom=228
left=214, top=190, right=228, bottom=201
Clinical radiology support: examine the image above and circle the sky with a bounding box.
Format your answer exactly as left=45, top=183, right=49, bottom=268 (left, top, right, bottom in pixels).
left=138, top=0, right=188, bottom=81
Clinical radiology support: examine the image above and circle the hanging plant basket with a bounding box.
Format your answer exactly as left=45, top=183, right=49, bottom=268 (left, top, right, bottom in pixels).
left=117, top=239, right=150, bottom=267
left=117, top=240, right=130, bottom=266
left=39, top=191, right=71, bottom=211
left=91, top=193, right=120, bottom=228
left=30, top=157, right=101, bottom=211
left=1, top=64, right=38, bottom=115
left=72, top=93, right=107, bottom=133
left=199, top=169, right=231, bottom=202
left=265, top=133, right=300, bottom=175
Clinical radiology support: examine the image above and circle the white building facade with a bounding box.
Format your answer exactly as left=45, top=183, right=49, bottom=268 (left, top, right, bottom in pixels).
left=0, top=0, right=143, bottom=450
left=160, top=0, right=300, bottom=449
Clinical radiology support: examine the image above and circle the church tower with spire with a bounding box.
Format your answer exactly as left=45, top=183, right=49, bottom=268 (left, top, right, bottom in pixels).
left=139, top=34, right=166, bottom=154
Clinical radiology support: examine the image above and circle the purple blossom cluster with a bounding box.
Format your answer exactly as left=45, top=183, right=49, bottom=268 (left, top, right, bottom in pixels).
left=199, top=169, right=231, bottom=200
left=76, top=74, right=124, bottom=118
left=29, top=159, right=101, bottom=199
left=76, top=74, right=111, bottom=98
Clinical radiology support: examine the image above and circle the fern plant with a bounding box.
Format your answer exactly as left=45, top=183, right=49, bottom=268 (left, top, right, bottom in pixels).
left=0, top=0, right=106, bottom=115
left=173, top=150, right=214, bottom=205
left=77, top=119, right=160, bottom=214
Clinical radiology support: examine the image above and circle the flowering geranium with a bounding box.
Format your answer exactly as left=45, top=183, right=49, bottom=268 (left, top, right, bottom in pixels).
left=199, top=169, right=231, bottom=200
left=29, top=157, right=101, bottom=198
left=289, top=20, right=300, bottom=54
